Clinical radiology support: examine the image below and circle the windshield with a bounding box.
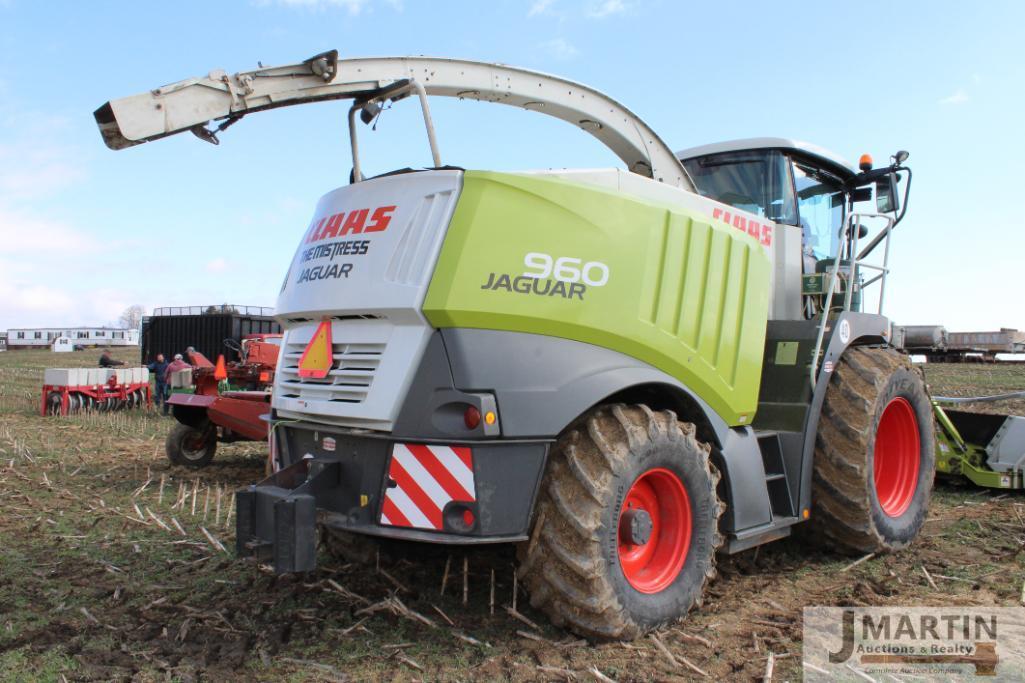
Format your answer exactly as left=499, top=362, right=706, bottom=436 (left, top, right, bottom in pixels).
left=682, top=150, right=796, bottom=224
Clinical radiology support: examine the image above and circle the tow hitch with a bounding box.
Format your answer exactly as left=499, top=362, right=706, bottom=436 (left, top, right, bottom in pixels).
left=235, top=458, right=340, bottom=573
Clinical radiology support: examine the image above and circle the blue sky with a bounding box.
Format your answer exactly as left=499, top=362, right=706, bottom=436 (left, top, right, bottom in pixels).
left=0, top=0, right=1022, bottom=332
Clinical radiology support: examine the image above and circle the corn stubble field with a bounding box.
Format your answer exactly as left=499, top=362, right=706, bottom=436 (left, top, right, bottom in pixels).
left=0, top=348, right=1023, bottom=682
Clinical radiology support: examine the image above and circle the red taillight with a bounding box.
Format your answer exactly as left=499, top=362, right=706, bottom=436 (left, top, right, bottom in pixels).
left=462, top=508, right=475, bottom=527
left=464, top=405, right=481, bottom=430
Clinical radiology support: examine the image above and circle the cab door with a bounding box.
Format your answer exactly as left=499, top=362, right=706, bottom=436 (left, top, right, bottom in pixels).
left=790, top=158, right=846, bottom=269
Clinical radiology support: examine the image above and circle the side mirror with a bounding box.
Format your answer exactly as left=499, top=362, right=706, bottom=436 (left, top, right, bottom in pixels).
left=876, top=172, right=900, bottom=214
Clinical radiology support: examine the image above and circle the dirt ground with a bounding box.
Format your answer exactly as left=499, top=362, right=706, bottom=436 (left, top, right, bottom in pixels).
left=1, top=348, right=1023, bottom=682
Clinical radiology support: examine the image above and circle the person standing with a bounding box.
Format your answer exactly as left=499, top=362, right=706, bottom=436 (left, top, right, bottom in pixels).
left=147, top=353, right=170, bottom=414
left=163, top=353, right=191, bottom=416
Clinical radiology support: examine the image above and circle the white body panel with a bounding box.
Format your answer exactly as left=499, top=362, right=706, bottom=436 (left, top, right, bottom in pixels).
left=44, top=369, right=83, bottom=386
left=170, top=369, right=192, bottom=389
left=272, top=170, right=462, bottom=431
left=676, top=137, right=855, bottom=175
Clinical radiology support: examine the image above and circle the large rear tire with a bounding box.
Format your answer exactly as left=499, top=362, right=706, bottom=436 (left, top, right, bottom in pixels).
left=810, top=346, right=934, bottom=553
left=166, top=422, right=217, bottom=468
left=517, top=404, right=723, bottom=641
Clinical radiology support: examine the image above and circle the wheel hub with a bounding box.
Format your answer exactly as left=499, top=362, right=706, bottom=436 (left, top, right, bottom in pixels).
left=619, top=508, right=653, bottom=546
left=617, top=467, right=692, bottom=594
left=873, top=397, right=921, bottom=518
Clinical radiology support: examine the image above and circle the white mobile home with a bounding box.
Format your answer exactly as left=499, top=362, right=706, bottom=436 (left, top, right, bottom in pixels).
left=6, top=327, right=140, bottom=350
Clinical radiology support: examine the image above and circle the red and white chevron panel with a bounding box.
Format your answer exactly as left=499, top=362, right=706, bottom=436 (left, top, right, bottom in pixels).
left=380, top=443, right=476, bottom=530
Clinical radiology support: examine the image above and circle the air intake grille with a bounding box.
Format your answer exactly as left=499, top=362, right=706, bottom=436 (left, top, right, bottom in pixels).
left=277, top=339, right=386, bottom=404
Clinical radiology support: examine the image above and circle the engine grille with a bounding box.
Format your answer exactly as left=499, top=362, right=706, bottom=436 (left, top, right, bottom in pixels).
left=277, top=337, right=386, bottom=404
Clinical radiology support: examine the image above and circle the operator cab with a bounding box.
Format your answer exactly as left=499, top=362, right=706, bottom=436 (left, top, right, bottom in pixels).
left=677, top=138, right=855, bottom=276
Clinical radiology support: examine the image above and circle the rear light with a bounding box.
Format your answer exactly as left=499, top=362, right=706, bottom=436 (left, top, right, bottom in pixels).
left=442, top=501, right=477, bottom=532
left=463, top=405, right=481, bottom=430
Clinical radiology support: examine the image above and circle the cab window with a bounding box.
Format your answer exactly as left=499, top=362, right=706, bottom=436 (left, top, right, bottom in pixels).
left=792, top=161, right=845, bottom=261
left=682, top=149, right=797, bottom=224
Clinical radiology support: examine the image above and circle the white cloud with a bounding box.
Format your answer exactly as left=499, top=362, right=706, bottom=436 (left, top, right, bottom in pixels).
left=0, top=141, right=86, bottom=201
left=528, top=0, right=556, bottom=16
left=0, top=206, right=97, bottom=254
left=0, top=274, right=139, bottom=330
left=205, top=257, right=229, bottom=273
left=537, top=38, right=579, bottom=60
left=587, top=0, right=630, bottom=18
left=939, top=89, right=969, bottom=105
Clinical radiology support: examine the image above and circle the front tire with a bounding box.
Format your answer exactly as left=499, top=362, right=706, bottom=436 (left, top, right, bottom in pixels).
left=810, top=346, right=934, bottom=553
left=517, top=404, right=723, bottom=641
left=166, top=422, right=218, bottom=468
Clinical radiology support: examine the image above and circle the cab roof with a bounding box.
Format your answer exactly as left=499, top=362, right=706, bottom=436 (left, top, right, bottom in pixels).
left=675, top=137, right=856, bottom=177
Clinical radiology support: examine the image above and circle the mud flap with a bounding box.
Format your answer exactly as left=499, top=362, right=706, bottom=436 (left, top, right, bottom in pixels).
left=235, top=459, right=339, bottom=573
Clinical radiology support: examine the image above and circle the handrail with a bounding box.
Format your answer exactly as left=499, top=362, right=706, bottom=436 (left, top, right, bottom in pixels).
left=348, top=79, right=440, bottom=182
left=808, top=212, right=895, bottom=389
left=151, top=305, right=274, bottom=317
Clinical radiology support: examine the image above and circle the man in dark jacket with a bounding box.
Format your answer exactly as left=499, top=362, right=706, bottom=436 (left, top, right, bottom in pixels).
left=147, top=353, right=170, bottom=415
left=99, top=350, right=125, bottom=367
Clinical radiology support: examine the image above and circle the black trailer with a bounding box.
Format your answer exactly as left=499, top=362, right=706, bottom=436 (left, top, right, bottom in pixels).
left=141, top=305, right=280, bottom=363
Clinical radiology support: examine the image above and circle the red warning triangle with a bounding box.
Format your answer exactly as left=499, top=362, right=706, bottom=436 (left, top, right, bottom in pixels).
left=298, top=320, right=333, bottom=379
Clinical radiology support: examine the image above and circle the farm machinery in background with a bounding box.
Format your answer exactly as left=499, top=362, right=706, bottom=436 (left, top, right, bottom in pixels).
left=164, top=334, right=281, bottom=468
left=892, top=327, right=1025, bottom=487
left=41, top=367, right=151, bottom=415
left=894, top=324, right=1025, bottom=362
left=932, top=393, right=1025, bottom=489
left=169, top=335, right=282, bottom=395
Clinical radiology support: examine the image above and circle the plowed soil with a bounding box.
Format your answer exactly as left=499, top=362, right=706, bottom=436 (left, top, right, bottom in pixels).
left=1, top=349, right=1023, bottom=681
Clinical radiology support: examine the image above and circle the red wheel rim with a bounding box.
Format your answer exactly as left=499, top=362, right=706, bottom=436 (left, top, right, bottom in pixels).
left=873, top=397, right=920, bottom=518
left=617, top=467, right=691, bottom=594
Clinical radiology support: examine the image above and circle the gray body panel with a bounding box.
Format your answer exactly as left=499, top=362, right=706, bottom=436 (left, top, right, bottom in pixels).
left=406, top=329, right=776, bottom=537
left=274, top=422, right=548, bottom=542
left=438, top=328, right=731, bottom=441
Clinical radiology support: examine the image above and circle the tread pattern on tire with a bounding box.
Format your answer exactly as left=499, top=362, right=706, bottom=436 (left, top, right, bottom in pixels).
left=810, top=346, right=921, bottom=553
left=517, top=404, right=723, bottom=640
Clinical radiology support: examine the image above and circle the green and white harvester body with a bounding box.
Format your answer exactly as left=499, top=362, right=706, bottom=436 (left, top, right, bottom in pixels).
left=96, top=52, right=934, bottom=639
